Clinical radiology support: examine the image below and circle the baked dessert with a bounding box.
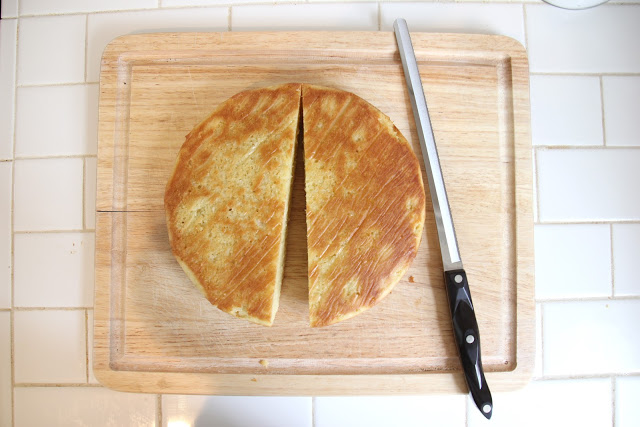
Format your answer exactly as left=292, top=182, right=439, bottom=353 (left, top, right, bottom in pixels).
left=164, top=83, right=302, bottom=326
left=165, top=83, right=425, bottom=327
left=302, top=84, right=426, bottom=327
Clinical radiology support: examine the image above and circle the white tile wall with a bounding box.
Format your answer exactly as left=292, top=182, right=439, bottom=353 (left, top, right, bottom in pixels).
left=543, top=300, right=640, bottom=376
left=15, top=84, right=99, bottom=157
left=616, top=376, right=640, bottom=427
left=603, top=76, right=640, bottom=147
left=17, top=15, right=86, bottom=86
left=315, top=395, right=466, bottom=427
left=1, top=0, right=18, bottom=18
left=534, top=304, right=543, bottom=378
left=534, top=224, right=611, bottom=299
left=530, top=75, right=603, bottom=146
left=13, top=158, right=84, bottom=231
left=0, top=19, right=17, bottom=160
left=537, top=148, right=640, bottom=222
left=14, top=310, right=86, bottom=383
left=2, top=1, right=638, bottom=425
left=0, top=312, right=11, bottom=427
left=85, top=157, right=97, bottom=229
left=526, top=4, right=640, bottom=73
left=163, top=395, right=312, bottom=427
left=19, top=0, right=158, bottom=16
left=0, top=163, right=11, bottom=309
left=14, top=387, right=156, bottom=426
left=232, top=3, right=378, bottom=32
left=612, top=224, right=640, bottom=297
left=467, top=378, right=612, bottom=427
left=86, top=8, right=228, bottom=82
left=380, top=3, right=525, bottom=46
left=14, top=232, right=95, bottom=308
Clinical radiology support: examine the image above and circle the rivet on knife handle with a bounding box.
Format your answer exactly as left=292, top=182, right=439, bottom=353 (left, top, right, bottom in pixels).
left=393, top=18, right=493, bottom=419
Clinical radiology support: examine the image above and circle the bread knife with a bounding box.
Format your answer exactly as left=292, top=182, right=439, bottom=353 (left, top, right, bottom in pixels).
left=393, top=18, right=493, bottom=419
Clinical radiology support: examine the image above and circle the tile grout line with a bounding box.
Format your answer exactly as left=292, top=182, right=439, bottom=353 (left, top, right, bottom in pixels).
left=464, top=393, right=469, bottom=427
left=534, top=145, right=640, bottom=150
left=535, top=220, right=640, bottom=225
left=311, top=397, right=315, bottom=427
left=530, top=71, right=640, bottom=77
left=156, top=394, right=162, bottom=427
left=600, top=75, right=607, bottom=147
left=536, top=295, right=640, bottom=303
left=14, top=154, right=97, bottom=160
left=610, top=223, right=615, bottom=298
left=10, top=14, right=20, bottom=427
left=14, top=229, right=96, bottom=234
left=82, top=158, right=86, bottom=230
left=539, top=372, right=640, bottom=381
left=377, top=2, right=381, bottom=32
left=540, top=302, right=545, bottom=378
left=611, top=376, right=616, bottom=427
left=84, top=14, right=88, bottom=84
left=227, top=6, right=232, bottom=32
left=13, top=383, right=104, bottom=387
left=12, top=307, right=94, bottom=311
left=18, top=81, right=89, bottom=88
left=84, top=309, right=89, bottom=383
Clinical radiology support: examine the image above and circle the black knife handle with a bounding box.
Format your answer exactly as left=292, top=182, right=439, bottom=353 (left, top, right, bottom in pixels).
left=444, top=269, right=493, bottom=419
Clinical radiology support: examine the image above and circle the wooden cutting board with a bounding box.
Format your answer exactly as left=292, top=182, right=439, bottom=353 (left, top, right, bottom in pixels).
left=94, top=31, right=534, bottom=395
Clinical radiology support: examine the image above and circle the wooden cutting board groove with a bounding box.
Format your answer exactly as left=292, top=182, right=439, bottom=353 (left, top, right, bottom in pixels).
left=94, top=31, right=534, bottom=394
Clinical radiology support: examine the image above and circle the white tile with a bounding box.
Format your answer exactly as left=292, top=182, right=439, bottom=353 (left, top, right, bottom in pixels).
left=468, top=378, right=611, bottom=427
left=86, top=8, right=228, bottom=82
left=0, top=312, right=11, bottom=427
left=16, top=84, right=99, bottom=157
left=0, top=19, right=17, bottom=160
left=530, top=75, right=603, bottom=146
left=603, top=76, right=640, bottom=147
left=15, top=387, right=156, bottom=426
left=20, top=0, right=157, bottom=16
left=0, top=163, right=10, bottom=308
left=14, top=232, right=95, bottom=308
left=232, top=3, right=378, bottom=32
left=537, top=148, right=640, bottom=222
left=315, top=395, right=465, bottom=427
left=534, top=224, right=611, bottom=299
left=380, top=3, right=525, bottom=46
left=534, top=303, right=543, bottom=378
left=87, top=310, right=98, bottom=383
left=543, top=300, right=640, bottom=376
left=18, top=15, right=86, bottom=85
left=163, top=395, right=312, bottom=427
left=617, top=376, right=640, bottom=427
left=85, top=157, right=97, bottom=229
left=1, top=0, right=18, bottom=18
left=612, top=224, right=640, bottom=296
left=14, top=158, right=83, bottom=231
left=14, top=310, right=86, bottom=383
left=526, top=4, right=640, bottom=73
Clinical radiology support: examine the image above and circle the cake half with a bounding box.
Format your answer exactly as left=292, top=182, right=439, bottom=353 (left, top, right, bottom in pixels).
left=302, top=84, right=426, bottom=327
left=164, top=83, right=302, bottom=326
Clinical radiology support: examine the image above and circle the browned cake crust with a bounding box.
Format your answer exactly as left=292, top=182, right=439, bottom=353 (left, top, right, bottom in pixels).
left=164, top=83, right=302, bottom=326
left=302, top=84, right=426, bottom=327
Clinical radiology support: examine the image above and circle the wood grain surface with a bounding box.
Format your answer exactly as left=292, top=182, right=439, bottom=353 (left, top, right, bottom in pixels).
left=94, top=31, right=534, bottom=394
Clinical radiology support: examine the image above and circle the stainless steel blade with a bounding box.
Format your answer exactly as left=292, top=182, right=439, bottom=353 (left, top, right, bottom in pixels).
left=393, top=18, right=462, bottom=272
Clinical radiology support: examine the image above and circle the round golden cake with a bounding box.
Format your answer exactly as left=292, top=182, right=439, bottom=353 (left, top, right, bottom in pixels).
left=164, top=83, right=302, bottom=326
left=302, top=84, right=426, bottom=327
